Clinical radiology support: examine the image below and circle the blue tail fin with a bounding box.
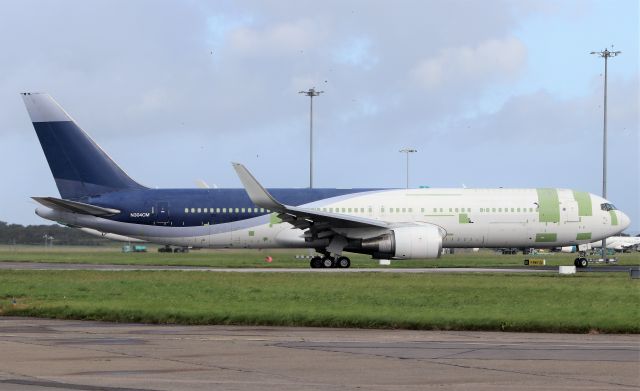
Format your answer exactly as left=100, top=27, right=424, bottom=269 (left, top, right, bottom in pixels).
left=22, top=93, right=146, bottom=199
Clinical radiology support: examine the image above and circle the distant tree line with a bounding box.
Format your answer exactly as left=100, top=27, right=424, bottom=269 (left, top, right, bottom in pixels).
left=0, top=221, right=110, bottom=246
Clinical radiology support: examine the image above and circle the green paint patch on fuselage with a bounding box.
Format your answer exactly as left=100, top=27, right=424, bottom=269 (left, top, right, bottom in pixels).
left=572, top=190, right=593, bottom=217
left=609, top=210, right=618, bottom=226
left=536, top=189, right=560, bottom=223
left=576, top=232, right=592, bottom=241
left=535, top=233, right=557, bottom=242
left=269, top=213, right=282, bottom=227
left=458, top=213, right=470, bottom=224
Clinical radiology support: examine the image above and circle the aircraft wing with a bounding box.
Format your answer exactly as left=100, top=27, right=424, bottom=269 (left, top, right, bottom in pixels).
left=233, top=162, right=388, bottom=227
left=32, top=196, right=120, bottom=217
left=232, top=163, right=441, bottom=244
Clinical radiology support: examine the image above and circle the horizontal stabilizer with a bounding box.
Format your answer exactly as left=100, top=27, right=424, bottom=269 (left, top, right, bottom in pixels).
left=32, top=197, right=120, bottom=216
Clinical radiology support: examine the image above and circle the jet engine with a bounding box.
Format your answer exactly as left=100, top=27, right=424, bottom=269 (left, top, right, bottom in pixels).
left=357, top=225, right=443, bottom=259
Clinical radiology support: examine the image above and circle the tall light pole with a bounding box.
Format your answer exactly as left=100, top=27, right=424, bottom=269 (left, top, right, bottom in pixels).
left=591, top=47, right=620, bottom=260
left=399, top=148, right=417, bottom=189
left=299, top=87, right=324, bottom=188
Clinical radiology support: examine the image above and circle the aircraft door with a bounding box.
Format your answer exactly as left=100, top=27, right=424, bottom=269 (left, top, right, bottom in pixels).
left=155, top=202, right=170, bottom=225
left=561, top=200, right=580, bottom=223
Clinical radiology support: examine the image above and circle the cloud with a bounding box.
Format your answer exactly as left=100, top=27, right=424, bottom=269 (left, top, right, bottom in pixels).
left=455, top=74, right=638, bottom=143
left=412, top=37, right=527, bottom=91
left=333, top=36, right=378, bottom=70
left=229, top=19, right=321, bottom=56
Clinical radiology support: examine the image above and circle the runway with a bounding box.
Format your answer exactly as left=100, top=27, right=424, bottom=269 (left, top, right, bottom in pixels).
left=0, top=261, right=636, bottom=273
left=0, top=318, right=638, bottom=391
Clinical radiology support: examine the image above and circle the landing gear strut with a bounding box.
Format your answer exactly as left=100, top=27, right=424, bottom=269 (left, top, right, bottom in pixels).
left=309, top=255, right=351, bottom=269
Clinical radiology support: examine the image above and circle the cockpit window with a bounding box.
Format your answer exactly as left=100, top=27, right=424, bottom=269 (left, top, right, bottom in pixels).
left=600, top=203, right=617, bottom=211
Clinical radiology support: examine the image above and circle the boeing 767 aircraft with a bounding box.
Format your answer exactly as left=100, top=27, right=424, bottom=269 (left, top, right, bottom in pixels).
left=22, top=93, right=630, bottom=268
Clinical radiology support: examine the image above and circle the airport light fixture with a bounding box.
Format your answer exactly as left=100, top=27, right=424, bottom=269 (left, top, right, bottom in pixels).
left=591, top=47, right=620, bottom=260
left=299, top=87, right=324, bottom=189
left=399, top=148, right=417, bottom=189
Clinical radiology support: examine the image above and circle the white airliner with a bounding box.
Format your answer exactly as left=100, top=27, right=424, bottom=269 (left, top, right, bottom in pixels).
left=590, top=236, right=640, bottom=251
left=23, top=93, right=631, bottom=268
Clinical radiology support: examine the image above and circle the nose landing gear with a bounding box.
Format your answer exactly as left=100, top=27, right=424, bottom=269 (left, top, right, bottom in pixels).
left=574, top=257, right=588, bottom=268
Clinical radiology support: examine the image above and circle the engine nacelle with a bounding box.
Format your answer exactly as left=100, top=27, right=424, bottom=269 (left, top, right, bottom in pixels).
left=359, top=225, right=443, bottom=259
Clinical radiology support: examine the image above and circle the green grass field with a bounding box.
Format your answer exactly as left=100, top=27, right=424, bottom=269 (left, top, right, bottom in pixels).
left=1, top=245, right=638, bottom=268
left=0, top=270, right=638, bottom=333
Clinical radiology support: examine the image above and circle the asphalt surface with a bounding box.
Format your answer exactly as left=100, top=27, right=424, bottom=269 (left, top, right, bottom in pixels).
left=0, top=318, right=638, bottom=391
left=0, top=261, right=637, bottom=273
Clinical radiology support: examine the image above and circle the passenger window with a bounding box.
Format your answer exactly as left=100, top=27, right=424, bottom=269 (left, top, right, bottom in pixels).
left=184, top=208, right=189, bottom=213
left=191, top=208, right=195, bottom=213
left=368, top=207, right=372, bottom=212
left=360, top=208, right=365, bottom=213
left=235, top=208, right=239, bottom=213
left=433, top=208, right=436, bottom=212
left=408, top=208, right=413, bottom=213
left=341, top=208, right=346, bottom=213
left=449, top=208, right=452, bottom=212
left=517, top=208, right=521, bottom=212
left=511, top=208, right=514, bottom=212
left=439, top=208, right=443, bottom=212
left=402, top=208, right=406, bottom=213
left=492, top=208, right=496, bottom=212
left=203, top=208, right=208, bottom=213
left=348, top=208, right=352, bottom=213
left=455, top=208, right=459, bottom=212
left=480, top=208, right=483, bottom=212
left=381, top=207, right=385, bottom=213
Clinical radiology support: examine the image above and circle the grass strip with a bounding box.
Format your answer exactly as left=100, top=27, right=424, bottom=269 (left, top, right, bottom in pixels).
left=1, top=270, right=638, bottom=333
left=1, top=246, right=638, bottom=268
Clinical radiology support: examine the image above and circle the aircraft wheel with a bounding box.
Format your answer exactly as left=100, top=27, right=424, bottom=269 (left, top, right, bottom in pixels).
left=579, top=258, right=588, bottom=268
left=337, top=256, right=351, bottom=268
left=573, top=258, right=580, bottom=267
left=322, top=257, right=334, bottom=268
left=310, top=257, right=322, bottom=268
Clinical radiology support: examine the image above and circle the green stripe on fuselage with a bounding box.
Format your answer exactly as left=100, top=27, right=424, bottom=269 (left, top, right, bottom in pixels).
left=536, top=188, right=560, bottom=223
left=535, top=233, right=557, bottom=242
left=609, top=210, right=618, bottom=226
left=576, top=232, right=591, bottom=240
left=572, top=190, right=592, bottom=216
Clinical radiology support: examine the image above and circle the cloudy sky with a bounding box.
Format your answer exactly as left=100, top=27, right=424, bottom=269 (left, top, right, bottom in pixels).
left=1, top=0, right=638, bottom=233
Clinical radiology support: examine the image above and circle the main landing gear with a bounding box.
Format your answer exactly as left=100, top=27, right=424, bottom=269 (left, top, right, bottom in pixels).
left=574, top=257, right=589, bottom=268
left=310, top=255, right=351, bottom=269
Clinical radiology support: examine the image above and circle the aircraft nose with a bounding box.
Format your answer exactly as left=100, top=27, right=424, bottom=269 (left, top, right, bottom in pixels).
left=618, top=211, right=631, bottom=230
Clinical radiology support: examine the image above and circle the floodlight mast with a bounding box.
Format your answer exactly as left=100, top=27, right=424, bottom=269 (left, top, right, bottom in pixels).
left=299, top=88, right=324, bottom=188
left=590, top=47, right=621, bottom=260
left=399, top=148, right=417, bottom=189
